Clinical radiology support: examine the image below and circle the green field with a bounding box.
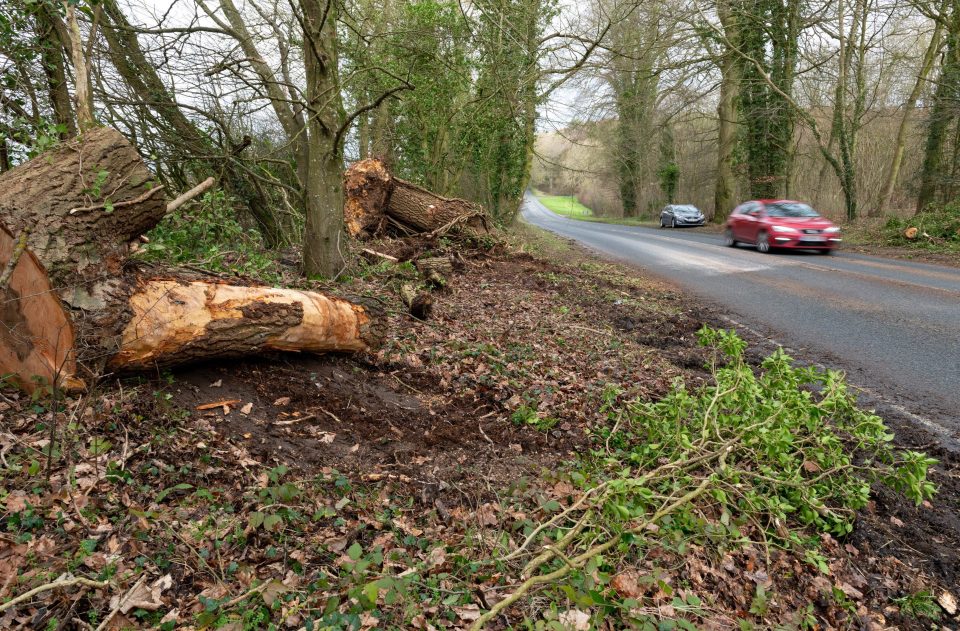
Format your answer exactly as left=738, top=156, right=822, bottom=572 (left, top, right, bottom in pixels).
left=533, top=190, right=657, bottom=227
left=533, top=191, right=594, bottom=217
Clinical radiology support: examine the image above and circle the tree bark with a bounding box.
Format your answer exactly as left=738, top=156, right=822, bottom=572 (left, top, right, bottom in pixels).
left=0, top=128, right=379, bottom=391
left=714, top=0, right=739, bottom=222
left=877, top=18, right=942, bottom=215
left=343, top=159, right=491, bottom=238
left=918, top=14, right=960, bottom=213
left=34, top=2, right=76, bottom=138
left=0, top=127, right=165, bottom=286
left=302, top=0, right=347, bottom=278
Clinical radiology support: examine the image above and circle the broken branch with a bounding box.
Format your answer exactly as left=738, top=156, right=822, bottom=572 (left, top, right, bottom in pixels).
left=166, top=176, right=216, bottom=214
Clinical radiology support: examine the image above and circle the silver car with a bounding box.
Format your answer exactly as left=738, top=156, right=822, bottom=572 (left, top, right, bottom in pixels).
left=659, top=204, right=705, bottom=228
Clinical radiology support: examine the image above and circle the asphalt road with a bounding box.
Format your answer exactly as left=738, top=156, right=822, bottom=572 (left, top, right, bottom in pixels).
left=522, top=192, right=960, bottom=443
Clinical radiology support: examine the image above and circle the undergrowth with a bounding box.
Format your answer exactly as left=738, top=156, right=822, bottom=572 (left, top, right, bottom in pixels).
left=883, top=201, right=960, bottom=249
left=0, top=328, right=939, bottom=630
left=139, top=190, right=281, bottom=282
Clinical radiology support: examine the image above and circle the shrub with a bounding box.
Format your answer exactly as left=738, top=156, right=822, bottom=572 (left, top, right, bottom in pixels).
left=883, top=201, right=960, bottom=246
left=140, top=190, right=280, bottom=282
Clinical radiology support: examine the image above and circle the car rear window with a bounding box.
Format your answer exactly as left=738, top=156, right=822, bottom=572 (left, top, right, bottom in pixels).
left=766, top=202, right=819, bottom=217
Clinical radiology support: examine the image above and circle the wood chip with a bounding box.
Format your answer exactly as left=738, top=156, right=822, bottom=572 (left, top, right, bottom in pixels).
left=196, top=399, right=240, bottom=410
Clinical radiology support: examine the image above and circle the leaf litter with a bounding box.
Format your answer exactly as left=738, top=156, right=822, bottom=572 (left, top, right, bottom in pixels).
left=0, top=231, right=957, bottom=629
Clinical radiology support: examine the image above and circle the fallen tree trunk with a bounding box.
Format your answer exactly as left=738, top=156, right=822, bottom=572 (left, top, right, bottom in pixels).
left=0, top=128, right=380, bottom=392
left=344, top=158, right=490, bottom=239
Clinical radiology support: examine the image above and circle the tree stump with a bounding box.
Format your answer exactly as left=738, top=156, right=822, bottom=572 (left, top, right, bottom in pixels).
left=0, top=128, right=380, bottom=392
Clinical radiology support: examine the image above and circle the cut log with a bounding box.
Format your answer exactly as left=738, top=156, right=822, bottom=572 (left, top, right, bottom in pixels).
left=399, top=284, right=433, bottom=321
left=110, top=278, right=379, bottom=370
left=343, top=158, right=491, bottom=239
left=415, top=256, right=453, bottom=287
left=0, top=128, right=381, bottom=392
left=0, top=127, right=167, bottom=287
left=903, top=226, right=919, bottom=239
left=0, top=224, right=81, bottom=391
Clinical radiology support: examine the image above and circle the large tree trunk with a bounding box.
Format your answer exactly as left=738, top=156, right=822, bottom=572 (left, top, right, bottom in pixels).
left=302, top=0, right=347, bottom=278
left=344, top=158, right=491, bottom=239
left=0, top=128, right=379, bottom=392
left=714, top=0, right=739, bottom=222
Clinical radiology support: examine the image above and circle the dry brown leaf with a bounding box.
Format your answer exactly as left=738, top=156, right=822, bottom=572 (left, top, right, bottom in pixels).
left=111, top=574, right=173, bottom=614
left=273, top=397, right=291, bottom=406
left=476, top=503, right=499, bottom=527
left=240, top=402, right=253, bottom=415
left=262, top=580, right=289, bottom=606
left=426, top=546, right=447, bottom=570
left=557, top=609, right=591, bottom=630
left=454, top=604, right=482, bottom=622
left=938, top=590, right=957, bottom=615
left=610, top=571, right=644, bottom=599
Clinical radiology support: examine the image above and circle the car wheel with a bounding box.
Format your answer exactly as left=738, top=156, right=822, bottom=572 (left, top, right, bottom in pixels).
left=819, top=248, right=833, bottom=255
left=670, top=218, right=676, bottom=228
left=659, top=217, right=665, bottom=228
left=756, top=231, right=771, bottom=253
left=724, top=229, right=736, bottom=247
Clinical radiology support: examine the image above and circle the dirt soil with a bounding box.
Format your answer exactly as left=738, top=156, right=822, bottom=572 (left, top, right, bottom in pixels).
left=0, top=228, right=957, bottom=630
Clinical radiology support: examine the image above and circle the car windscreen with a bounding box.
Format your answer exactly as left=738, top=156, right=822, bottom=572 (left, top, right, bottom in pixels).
left=674, top=205, right=699, bottom=213
left=765, top=202, right=819, bottom=217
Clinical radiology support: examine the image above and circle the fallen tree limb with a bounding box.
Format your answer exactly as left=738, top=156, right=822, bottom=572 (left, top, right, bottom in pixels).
left=0, top=575, right=110, bottom=613
left=468, top=467, right=721, bottom=631
left=166, top=176, right=216, bottom=214
left=344, top=158, right=491, bottom=239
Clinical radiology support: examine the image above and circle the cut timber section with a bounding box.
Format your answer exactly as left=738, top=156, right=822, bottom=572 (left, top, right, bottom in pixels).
left=111, top=280, right=375, bottom=370
left=344, top=158, right=490, bottom=239
left=0, top=127, right=381, bottom=392
left=0, top=225, right=80, bottom=390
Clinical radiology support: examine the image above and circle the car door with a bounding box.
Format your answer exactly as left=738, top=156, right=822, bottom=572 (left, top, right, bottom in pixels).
left=739, top=202, right=763, bottom=242
left=730, top=203, right=753, bottom=240
left=661, top=205, right=673, bottom=225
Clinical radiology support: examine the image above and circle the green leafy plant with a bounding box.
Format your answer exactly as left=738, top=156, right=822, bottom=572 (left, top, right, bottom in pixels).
left=884, top=200, right=960, bottom=248
left=893, top=590, right=942, bottom=621
left=140, top=190, right=280, bottom=282
left=466, top=327, right=937, bottom=630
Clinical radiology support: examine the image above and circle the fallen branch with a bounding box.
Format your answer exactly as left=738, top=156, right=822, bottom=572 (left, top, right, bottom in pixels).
left=68, top=184, right=165, bottom=215
left=166, top=176, right=216, bottom=214
left=0, top=575, right=110, bottom=613
left=468, top=466, right=722, bottom=631
left=362, top=248, right=399, bottom=263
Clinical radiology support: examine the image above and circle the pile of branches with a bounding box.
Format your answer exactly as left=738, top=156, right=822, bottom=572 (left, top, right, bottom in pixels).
left=467, top=327, right=937, bottom=629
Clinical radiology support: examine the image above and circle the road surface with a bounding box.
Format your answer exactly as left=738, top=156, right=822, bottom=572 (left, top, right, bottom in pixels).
left=522, top=192, right=960, bottom=444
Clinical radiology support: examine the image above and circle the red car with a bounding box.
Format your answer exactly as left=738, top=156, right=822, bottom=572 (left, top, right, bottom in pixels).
left=724, top=200, right=841, bottom=254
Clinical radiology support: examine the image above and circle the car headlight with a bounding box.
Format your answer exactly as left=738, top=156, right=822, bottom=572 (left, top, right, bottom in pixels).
left=824, top=226, right=840, bottom=233
left=771, top=225, right=798, bottom=233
